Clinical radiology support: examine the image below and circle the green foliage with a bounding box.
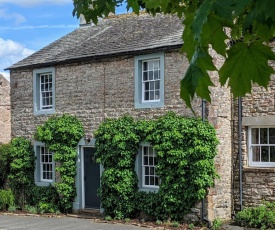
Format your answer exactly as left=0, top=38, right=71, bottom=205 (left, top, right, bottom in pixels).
left=212, top=218, right=223, bottom=230
left=235, top=201, right=275, bottom=229
left=0, top=143, right=12, bottom=188
left=35, top=114, right=84, bottom=213
left=25, top=205, right=38, bottom=214
left=105, top=215, right=112, bottom=221
left=73, top=0, right=275, bottom=108
left=0, top=189, right=15, bottom=210
left=8, top=137, right=35, bottom=208
left=95, top=112, right=218, bottom=221
left=171, top=221, right=180, bottom=228
left=156, top=220, right=163, bottom=225
left=143, top=112, right=219, bottom=220
left=8, top=205, right=17, bottom=212
left=28, top=185, right=60, bottom=213
left=95, top=116, right=140, bottom=219
left=188, top=223, right=195, bottom=230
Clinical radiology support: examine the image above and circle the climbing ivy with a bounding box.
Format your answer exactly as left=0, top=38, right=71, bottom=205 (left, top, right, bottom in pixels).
left=95, top=112, right=219, bottom=221
left=95, top=116, right=140, bottom=219
left=8, top=137, right=35, bottom=209
left=35, top=114, right=84, bottom=213
left=145, top=112, right=219, bottom=220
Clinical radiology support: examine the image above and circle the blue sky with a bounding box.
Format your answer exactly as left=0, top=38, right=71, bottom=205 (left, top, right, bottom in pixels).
left=0, top=0, right=127, bottom=80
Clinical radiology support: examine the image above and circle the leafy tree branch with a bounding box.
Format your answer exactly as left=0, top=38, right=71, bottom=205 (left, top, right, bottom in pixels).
left=72, top=0, right=275, bottom=108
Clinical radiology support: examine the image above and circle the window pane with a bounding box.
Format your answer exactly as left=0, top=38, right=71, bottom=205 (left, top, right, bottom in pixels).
left=155, top=81, right=160, bottom=90
left=145, top=176, right=149, bottom=185
left=260, top=128, right=268, bottom=144
left=150, top=176, right=154, bottom=185
left=143, top=62, right=147, bottom=71
left=153, top=61, right=159, bottom=69
left=148, top=61, right=153, bottom=70
left=251, top=128, right=259, bottom=144
left=270, top=128, right=275, bottom=144
left=150, top=91, right=154, bottom=100
left=270, top=146, right=275, bottom=162
left=150, top=167, right=154, bottom=174
left=252, top=146, right=260, bottom=162
left=144, top=92, right=149, bottom=100
left=150, top=82, right=154, bottom=90
left=261, top=146, right=269, bottom=162
left=143, top=156, right=148, bottom=165
left=145, top=167, right=149, bottom=175
left=155, top=90, right=160, bottom=100
left=154, top=70, right=159, bottom=79
left=149, top=157, right=154, bottom=165
left=143, top=71, right=148, bottom=81
left=145, top=82, right=149, bottom=90
left=143, top=147, right=147, bottom=155
left=149, top=71, right=153, bottom=80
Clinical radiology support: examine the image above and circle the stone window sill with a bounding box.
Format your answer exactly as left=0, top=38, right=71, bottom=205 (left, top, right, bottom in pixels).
left=243, top=166, right=275, bottom=173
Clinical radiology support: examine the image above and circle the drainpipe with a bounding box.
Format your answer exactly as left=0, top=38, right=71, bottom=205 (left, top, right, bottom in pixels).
left=201, top=99, right=211, bottom=228
left=238, top=97, right=243, bottom=211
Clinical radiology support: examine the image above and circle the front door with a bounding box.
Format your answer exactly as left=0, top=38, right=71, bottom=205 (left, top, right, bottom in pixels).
left=84, top=147, right=100, bottom=209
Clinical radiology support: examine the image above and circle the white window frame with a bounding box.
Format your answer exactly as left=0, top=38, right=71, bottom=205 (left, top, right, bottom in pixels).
left=135, top=142, right=159, bottom=192
left=135, top=53, right=164, bottom=109
left=142, top=145, right=159, bottom=188
left=34, top=141, right=55, bottom=186
left=141, top=59, right=161, bottom=103
left=248, top=126, right=275, bottom=167
left=40, top=146, right=54, bottom=182
left=33, top=67, right=55, bottom=115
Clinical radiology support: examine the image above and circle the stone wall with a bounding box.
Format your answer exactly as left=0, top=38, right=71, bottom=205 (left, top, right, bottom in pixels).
left=10, top=49, right=232, bottom=220
left=0, top=75, right=11, bottom=144
left=232, top=41, right=275, bottom=211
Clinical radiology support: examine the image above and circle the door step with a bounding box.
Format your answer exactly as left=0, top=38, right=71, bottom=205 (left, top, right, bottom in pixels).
left=73, top=209, right=104, bottom=219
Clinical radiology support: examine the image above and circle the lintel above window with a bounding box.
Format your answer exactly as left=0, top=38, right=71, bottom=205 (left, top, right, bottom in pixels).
left=33, top=67, right=55, bottom=115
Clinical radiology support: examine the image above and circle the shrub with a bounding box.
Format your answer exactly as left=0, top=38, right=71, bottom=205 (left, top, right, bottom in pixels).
left=8, top=137, right=35, bottom=209
left=0, top=143, right=12, bottom=188
left=212, top=218, right=223, bottom=230
left=0, top=189, right=15, bottom=210
left=28, top=185, right=60, bottom=213
left=235, top=202, right=275, bottom=229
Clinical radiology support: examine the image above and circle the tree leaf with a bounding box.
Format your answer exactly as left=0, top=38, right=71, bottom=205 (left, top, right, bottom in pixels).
left=201, top=14, right=231, bottom=56
left=219, top=41, right=275, bottom=98
left=192, top=0, right=213, bottom=42
left=181, top=13, right=196, bottom=62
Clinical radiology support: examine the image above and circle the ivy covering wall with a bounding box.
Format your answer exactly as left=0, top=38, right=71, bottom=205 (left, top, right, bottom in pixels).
left=35, top=114, right=84, bottom=213
left=95, top=112, right=219, bottom=221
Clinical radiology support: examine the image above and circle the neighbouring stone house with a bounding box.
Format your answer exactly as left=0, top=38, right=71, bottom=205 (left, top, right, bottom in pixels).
left=6, top=12, right=274, bottom=222
left=0, top=74, right=11, bottom=144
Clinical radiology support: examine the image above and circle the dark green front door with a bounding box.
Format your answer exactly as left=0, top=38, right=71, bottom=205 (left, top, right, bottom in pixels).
left=84, top=147, right=100, bottom=209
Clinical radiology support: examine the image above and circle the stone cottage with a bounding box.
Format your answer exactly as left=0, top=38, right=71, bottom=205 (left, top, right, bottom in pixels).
left=0, top=74, right=11, bottom=144
left=7, top=12, right=274, bottom=222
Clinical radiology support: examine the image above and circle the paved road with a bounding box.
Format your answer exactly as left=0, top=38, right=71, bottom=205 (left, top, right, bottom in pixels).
left=0, top=215, right=144, bottom=230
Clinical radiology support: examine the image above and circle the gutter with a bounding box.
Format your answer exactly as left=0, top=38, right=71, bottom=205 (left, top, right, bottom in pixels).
left=201, top=99, right=211, bottom=228
left=238, top=97, right=243, bottom=211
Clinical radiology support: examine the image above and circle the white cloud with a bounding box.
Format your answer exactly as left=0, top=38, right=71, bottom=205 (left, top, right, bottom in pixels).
left=0, top=9, right=26, bottom=25
left=0, top=0, right=71, bottom=7
left=0, top=38, right=35, bottom=79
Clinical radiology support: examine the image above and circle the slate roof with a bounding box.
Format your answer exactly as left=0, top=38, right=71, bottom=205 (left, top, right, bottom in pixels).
left=7, top=13, right=183, bottom=70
